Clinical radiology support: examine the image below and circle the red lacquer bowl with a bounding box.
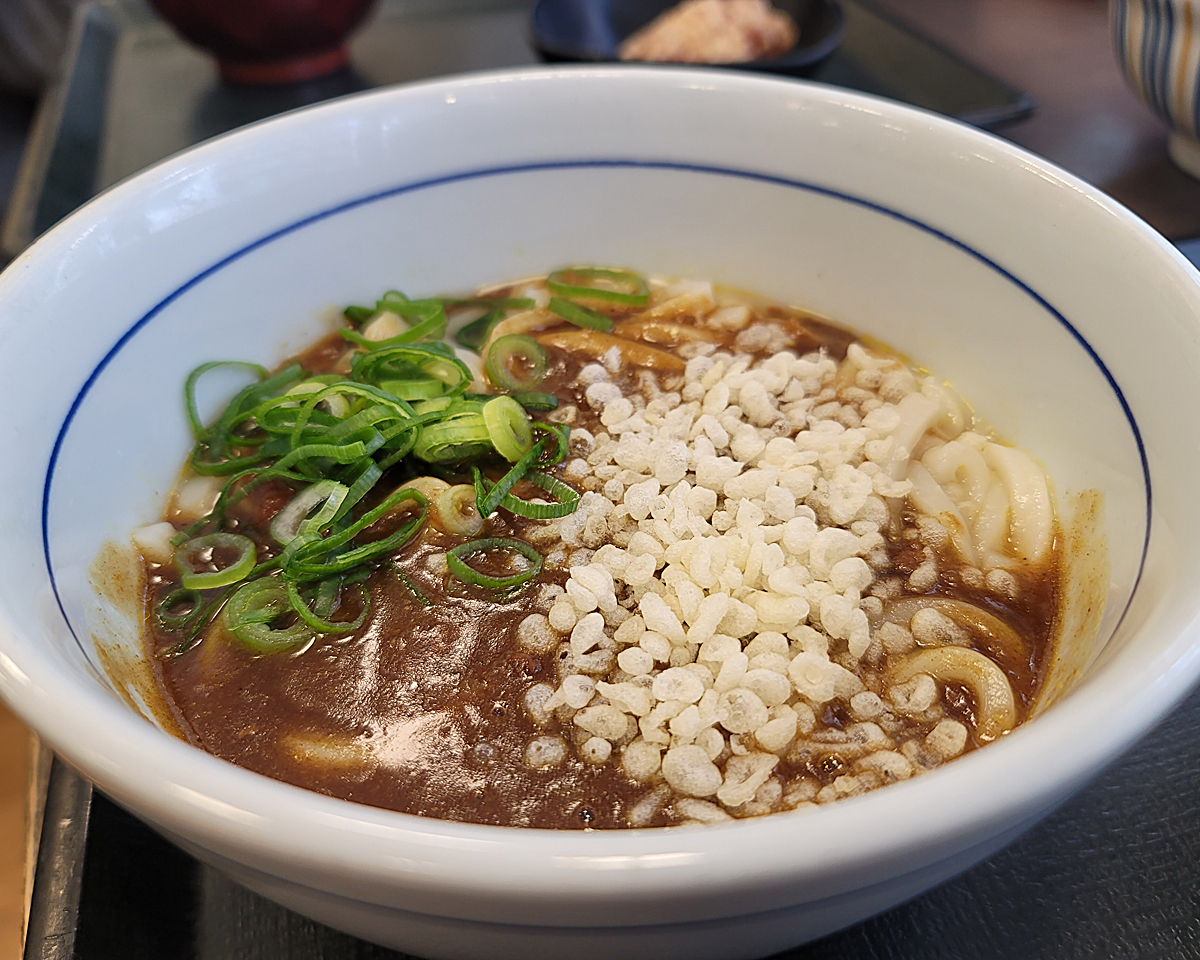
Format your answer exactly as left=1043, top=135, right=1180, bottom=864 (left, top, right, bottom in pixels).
left=148, top=0, right=379, bottom=85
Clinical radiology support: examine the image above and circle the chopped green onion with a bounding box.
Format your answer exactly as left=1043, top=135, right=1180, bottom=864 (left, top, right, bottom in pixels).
left=157, top=556, right=281, bottom=658
left=392, top=564, right=432, bottom=606
left=175, top=533, right=257, bottom=590
left=547, top=296, right=614, bottom=332
left=454, top=309, right=501, bottom=352
left=483, top=396, right=534, bottom=462
left=472, top=436, right=548, bottom=518
left=281, top=488, right=427, bottom=582
left=184, top=361, right=268, bottom=443
left=285, top=578, right=368, bottom=634
left=270, top=480, right=348, bottom=545
left=163, top=281, right=582, bottom=653
left=378, top=288, right=408, bottom=303
left=223, top=578, right=314, bottom=653
left=532, top=421, right=572, bottom=467
left=344, top=304, right=374, bottom=325
left=341, top=299, right=447, bottom=347
left=413, top=413, right=493, bottom=463
left=284, top=381, right=349, bottom=418
left=514, top=392, right=558, bottom=412
left=485, top=334, right=547, bottom=392
left=497, top=470, right=581, bottom=519
left=156, top=587, right=203, bottom=631
left=547, top=267, right=649, bottom=306
left=188, top=363, right=304, bottom=475
left=353, top=343, right=472, bottom=396
left=378, top=378, right=447, bottom=401
left=411, top=397, right=455, bottom=416
left=447, top=537, right=543, bottom=590
left=437, top=484, right=484, bottom=537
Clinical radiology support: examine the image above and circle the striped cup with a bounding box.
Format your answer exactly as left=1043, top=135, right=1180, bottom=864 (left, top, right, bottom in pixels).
left=1111, top=0, right=1200, bottom=176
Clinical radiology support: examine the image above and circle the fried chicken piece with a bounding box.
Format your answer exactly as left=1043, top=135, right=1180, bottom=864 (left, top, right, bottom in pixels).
left=618, top=0, right=799, bottom=64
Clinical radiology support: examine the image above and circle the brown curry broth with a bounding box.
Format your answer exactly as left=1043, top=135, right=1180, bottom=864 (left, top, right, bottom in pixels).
left=145, top=301, right=1059, bottom=828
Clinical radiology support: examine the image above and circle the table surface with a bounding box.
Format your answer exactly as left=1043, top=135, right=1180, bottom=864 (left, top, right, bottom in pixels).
left=18, top=1, right=1200, bottom=959
left=875, top=0, right=1200, bottom=238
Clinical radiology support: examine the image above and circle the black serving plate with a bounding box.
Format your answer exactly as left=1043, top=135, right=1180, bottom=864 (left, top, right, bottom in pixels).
left=531, top=0, right=846, bottom=77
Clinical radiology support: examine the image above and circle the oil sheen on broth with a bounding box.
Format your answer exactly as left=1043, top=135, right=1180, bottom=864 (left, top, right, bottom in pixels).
left=133, top=270, right=1061, bottom=829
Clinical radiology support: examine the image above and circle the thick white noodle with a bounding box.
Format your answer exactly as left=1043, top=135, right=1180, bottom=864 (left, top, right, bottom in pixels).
left=981, top=442, right=1053, bottom=563
left=921, top=439, right=993, bottom=523
left=971, top=482, right=1011, bottom=569
left=886, top=392, right=943, bottom=482
left=907, top=461, right=978, bottom=565
left=881, top=596, right=1026, bottom=658
left=920, top=379, right=970, bottom=440
left=891, top=647, right=1017, bottom=742
left=283, top=733, right=375, bottom=770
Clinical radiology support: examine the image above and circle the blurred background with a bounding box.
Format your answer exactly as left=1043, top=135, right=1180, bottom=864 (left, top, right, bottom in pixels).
left=4, top=1, right=1200, bottom=958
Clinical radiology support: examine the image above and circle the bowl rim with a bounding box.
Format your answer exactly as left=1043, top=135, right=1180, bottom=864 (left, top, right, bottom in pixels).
left=4, top=64, right=1200, bottom=919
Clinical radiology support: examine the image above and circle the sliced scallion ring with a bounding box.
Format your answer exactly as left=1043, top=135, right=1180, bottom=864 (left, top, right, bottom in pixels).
left=223, top=578, right=314, bottom=653
left=184, top=361, right=268, bottom=442
left=413, top=413, right=493, bottom=463
left=270, top=480, right=348, bottom=545
left=514, top=391, right=558, bottom=412
left=378, top=378, right=447, bottom=401
left=484, top=334, right=547, bottom=392
left=483, top=395, right=534, bottom=462
left=175, top=532, right=257, bottom=590
left=547, top=267, right=649, bottom=306
left=532, top=421, right=571, bottom=467
left=447, top=537, right=543, bottom=590
left=396, top=570, right=432, bottom=606
left=285, top=381, right=349, bottom=418
left=352, top=343, right=472, bottom=396
left=498, top=470, right=581, bottom=519
left=156, top=587, right=204, bottom=631
left=547, top=296, right=614, bottom=332
left=436, top=484, right=484, bottom=537
left=472, top=435, right=549, bottom=518
left=281, top=488, right=428, bottom=582
left=285, top=578, right=369, bottom=634
left=411, top=397, right=455, bottom=416
left=454, top=308, right=501, bottom=352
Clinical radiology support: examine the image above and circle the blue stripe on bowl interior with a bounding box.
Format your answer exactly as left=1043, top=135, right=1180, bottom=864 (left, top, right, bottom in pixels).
left=41, top=159, right=1154, bottom=672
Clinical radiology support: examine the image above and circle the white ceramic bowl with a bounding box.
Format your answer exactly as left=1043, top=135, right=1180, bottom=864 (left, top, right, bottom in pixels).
left=0, top=67, right=1196, bottom=960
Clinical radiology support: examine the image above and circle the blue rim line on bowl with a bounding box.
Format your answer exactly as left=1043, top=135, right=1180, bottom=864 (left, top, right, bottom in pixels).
left=40, top=158, right=1153, bottom=674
